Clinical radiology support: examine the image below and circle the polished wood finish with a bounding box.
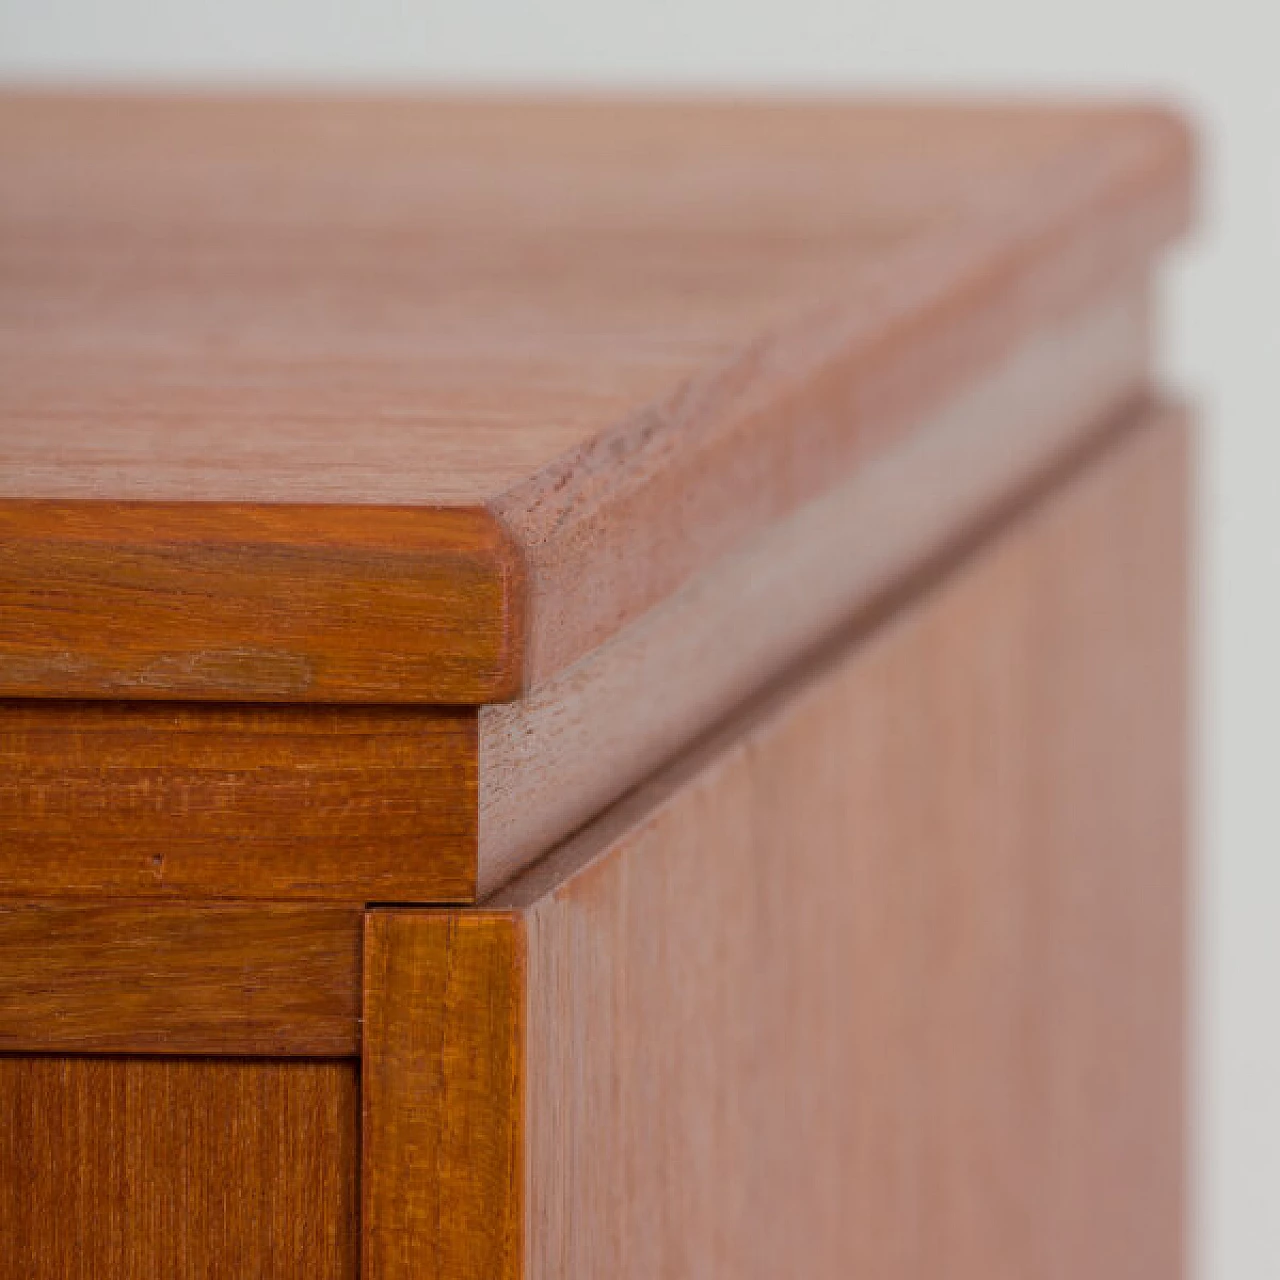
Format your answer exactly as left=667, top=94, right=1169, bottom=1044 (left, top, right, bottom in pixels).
left=0, top=96, right=1191, bottom=1277
left=0, top=701, right=475, bottom=901
left=0, top=95, right=1190, bottom=701
left=363, top=911, right=523, bottom=1280
left=0, top=504, right=522, bottom=703
left=0, top=284, right=1147, bottom=905
left=0, top=903, right=361, bottom=1055
left=0, top=1057, right=359, bottom=1279
left=380, top=407, right=1184, bottom=1276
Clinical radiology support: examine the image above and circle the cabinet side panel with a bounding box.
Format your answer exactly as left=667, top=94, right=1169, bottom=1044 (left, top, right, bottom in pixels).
left=0, top=1056, right=360, bottom=1280
left=507, top=409, right=1186, bottom=1279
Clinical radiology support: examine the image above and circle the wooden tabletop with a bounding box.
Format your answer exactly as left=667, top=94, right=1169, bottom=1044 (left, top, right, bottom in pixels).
left=0, top=95, right=1191, bottom=703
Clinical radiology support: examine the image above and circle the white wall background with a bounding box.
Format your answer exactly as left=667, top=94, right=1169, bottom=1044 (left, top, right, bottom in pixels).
left=1, top=4, right=1275, bottom=1276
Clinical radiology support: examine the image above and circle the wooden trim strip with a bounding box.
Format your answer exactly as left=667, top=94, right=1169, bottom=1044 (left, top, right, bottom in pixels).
left=0, top=503, right=524, bottom=704
left=0, top=902, right=362, bottom=1056
left=0, top=702, right=477, bottom=903
left=362, top=910, right=524, bottom=1280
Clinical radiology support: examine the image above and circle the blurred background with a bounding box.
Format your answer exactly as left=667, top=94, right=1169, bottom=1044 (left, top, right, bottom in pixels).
left=0, top=3, right=1273, bottom=1275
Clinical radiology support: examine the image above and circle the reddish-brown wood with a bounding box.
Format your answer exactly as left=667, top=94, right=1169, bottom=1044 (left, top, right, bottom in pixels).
left=368, top=405, right=1185, bottom=1276
left=362, top=911, right=524, bottom=1280
left=0, top=902, right=361, bottom=1055
left=0, top=1057, right=359, bottom=1280
left=0, top=97, right=1192, bottom=1278
left=0, top=701, right=476, bottom=901
left=0, top=94, right=1191, bottom=702
left=0, top=504, right=522, bottom=703
left=0, top=284, right=1151, bottom=906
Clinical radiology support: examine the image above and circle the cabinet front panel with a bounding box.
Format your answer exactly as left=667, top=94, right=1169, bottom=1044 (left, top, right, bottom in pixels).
left=0, top=1056, right=359, bottom=1280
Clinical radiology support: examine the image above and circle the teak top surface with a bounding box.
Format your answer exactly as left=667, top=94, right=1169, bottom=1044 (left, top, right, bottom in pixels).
left=0, top=95, right=1191, bottom=701
left=0, top=95, right=1181, bottom=508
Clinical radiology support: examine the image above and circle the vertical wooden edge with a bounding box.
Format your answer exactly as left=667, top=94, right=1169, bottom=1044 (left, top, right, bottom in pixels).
left=487, top=507, right=531, bottom=702
left=362, top=908, right=525, bottom=1280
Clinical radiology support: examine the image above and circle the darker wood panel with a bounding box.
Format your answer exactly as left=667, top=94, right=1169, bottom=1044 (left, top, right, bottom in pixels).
left=0, top=1056, right=359, bottom=1280
left=0, top=502, right=522, bottom=703
left=0, top=701, right=477, bottom=901
left=363, top=911, right=523, bottom=1280
left=0, top=903, right=361, bottom=1055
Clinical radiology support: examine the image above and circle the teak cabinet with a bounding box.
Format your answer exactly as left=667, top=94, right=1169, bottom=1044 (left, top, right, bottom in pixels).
left=0, top=95, right=1191, bottom=1278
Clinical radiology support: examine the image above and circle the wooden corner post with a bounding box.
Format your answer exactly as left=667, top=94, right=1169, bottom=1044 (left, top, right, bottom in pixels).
left=362, top=910, right=525, bottom=1280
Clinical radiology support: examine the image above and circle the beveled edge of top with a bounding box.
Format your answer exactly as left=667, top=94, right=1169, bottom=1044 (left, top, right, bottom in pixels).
left=0, top=99, right=1194, bottom=704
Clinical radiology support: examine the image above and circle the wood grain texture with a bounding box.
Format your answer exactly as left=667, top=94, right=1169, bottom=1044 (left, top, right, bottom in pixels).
left=0, top=902, right=361, bottom=1055
left=0, top=284, right=1150, bottom=907
left=0, top=701, right=476, bottom=901
left=0, top=504, right=522, bottom=703
left=362, top=911, right=524, bottom=1280
left=477, top=278, right=1149, bottom=893
left=0, top=1056, right=359, bottom=1280
left=483, top=405, right=1187, bottom=1277
left=0, top=94, right=1191, bottom=700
